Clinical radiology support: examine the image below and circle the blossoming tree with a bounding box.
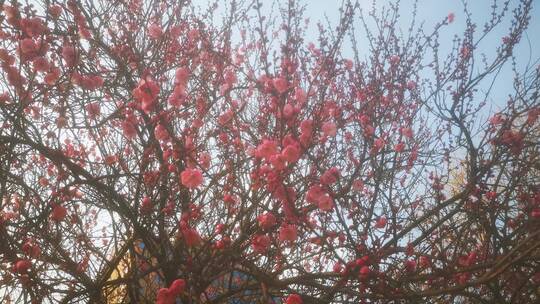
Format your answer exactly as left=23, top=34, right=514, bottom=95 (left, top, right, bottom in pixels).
left=0, top=0, right=539, bottom=303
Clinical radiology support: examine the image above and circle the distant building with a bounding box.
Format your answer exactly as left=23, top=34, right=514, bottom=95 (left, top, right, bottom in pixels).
left=104, top=240, right=281, bottom=303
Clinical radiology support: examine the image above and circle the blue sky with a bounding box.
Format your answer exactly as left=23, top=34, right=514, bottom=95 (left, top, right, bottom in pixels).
left=192, top=0, right=539, bottom=112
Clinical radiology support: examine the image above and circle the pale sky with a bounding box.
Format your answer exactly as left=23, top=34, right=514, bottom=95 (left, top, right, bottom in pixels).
left=191, top=0, right=540, bottom=112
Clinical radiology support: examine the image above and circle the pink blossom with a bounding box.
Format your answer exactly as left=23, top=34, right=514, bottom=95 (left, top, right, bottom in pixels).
left=344, top=59, right=353, bottom=69
left=180, top=168, right=203, bottom=188
left=14, top=260, right=32, bottom=274
left=22, top=241, right=41, bottom=258
left=406, top=80, right=416, bottom=90
left=169, top=279, right=186, bottom=295
left=489, top=114, right=504, bottom=125
left=140, top=197, right=153, bottom=214
left=20, top=38, right=37, bottom=56
left=420, top=256, right=430, bottom=268
left=49, top=5, right=62, bottom=19
left=300, top=119, right=313, bottom=134
left=148, top=23, right=163, bottom=39
left=81, top=75, right=104, bottom=90
left=133, top=78, right=160, bottom=113
left=257, top=212, right=277, bottom=230
left=199, top=152, right=211, bottom=169
left=333, top=262, right=343, bottom=273
left=322, top=121, right=337, bottom=137
left=400, top=127, right=413, bottom=138
left=175, top=67, right=190, bottom=85
left=373, top=138, right=386, bottom=152
left=270, top=154, right=287, bottom=170
left=85, top=102, right=101, bottom=119
left=62, top=45, right=77, bottom=67
left=252, top=234, right=271, bottom=254
left=352, top=180, right=364, bottom=191
left=156, top=279, right=186, bottom=304
left=182, top=226, right=201, bottom=247
left=223, top=194, right=237, bottom=206
left=279, top=224, right=298, bottom=242
left=273, top=77, right=288, bottom=94
left=375, top=216, right=387, bottom=228
left=224, top=68, right=237, bottom=87
left=283, top=103, right=294, bottom=118
left=359, top=265, right=370, bottom=280
left=317, top=194, right=334, bottom=212
left=460, top=46, right=471, bottom=58
left=282, top=144, right=301, bottom=163
left=168, top=85, right=186, bottom=107
left=294, top=88, right=307, bottom=103
left=33, top=57, right=49, bottom=72
left=21, top=17, right=46, bottom=37
left=51, top=205, right=67, bottom=222
left=448, top=12, right=455, bottom=23
left=256, top=139, right=279, bottom=159
left=218, top=109, right=234, bottom=125
left=154, top=124, right=170, bottom=141
left=286, top=294, right=303, bottom=304
left=320, top=167, right=340, bottom=185
left=122, top=121, right=137, bottom=139
left=306, top=185, right=326, bottom=204
left=405, top=260, right=417, bottom=272
left=526, top=108, right=539, bottom=124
